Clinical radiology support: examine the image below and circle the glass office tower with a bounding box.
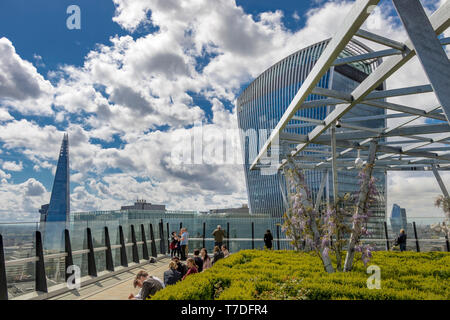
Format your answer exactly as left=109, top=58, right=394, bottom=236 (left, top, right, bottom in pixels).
left=41, top=133, right=70, bottom=250
left=236, top=39, right=386, bottom=238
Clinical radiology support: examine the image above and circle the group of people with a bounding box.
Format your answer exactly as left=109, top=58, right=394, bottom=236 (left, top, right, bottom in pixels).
left=169, top=227, right=189, bottom=260
left=129, top=240, right=231, bottom=300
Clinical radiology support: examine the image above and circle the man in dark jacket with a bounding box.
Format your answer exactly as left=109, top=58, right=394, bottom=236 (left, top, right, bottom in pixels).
left=193, top=249, right=203, bottom=272
left=212, top=225, right=226, bottom=249
left=396, top=229, right=407, bottom=252
left=164, top=261, right=182, bottom=286
left=140, top=277, right=163, bottom=299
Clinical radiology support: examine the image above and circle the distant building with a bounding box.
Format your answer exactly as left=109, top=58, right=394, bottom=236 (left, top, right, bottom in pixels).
left=42, top=133, right=70, bottom=223
left=120, top=199, right=166, bottom=211
left=208, top=204, right=250, bottom=216
left=390, top=204, right=407, bottom=234
left=40, top=133, right=70, bottom=250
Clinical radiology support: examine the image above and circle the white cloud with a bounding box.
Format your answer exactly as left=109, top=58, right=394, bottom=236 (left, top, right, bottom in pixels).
left=2, top=160, right=23, bottom=172
left=0, top=0, right=447, bottom=221
left=0, top=37, right=54, bottom=115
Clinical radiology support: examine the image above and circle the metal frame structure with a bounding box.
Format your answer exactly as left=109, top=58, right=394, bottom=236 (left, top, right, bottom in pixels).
left=249, top=0, right=450, bottom=197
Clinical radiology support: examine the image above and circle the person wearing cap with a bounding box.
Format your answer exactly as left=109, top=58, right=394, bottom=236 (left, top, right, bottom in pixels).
left=212, top=225, right=226, bottom=249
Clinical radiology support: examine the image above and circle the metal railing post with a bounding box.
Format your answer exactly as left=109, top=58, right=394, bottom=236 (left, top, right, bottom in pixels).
left=180, top=222, right=182, bottom=230
left=159, top=220, right=165, bottom=254
left=35, top=231, right=47, bottom=293
left=0, top=234, right=8, bottom=300
left=383, top=221, right=390, bottom=251
left=149, top=224, right=157, bottom=258
left=86, top=228, right=97, bottom=277
left=251, top=222, right=254, bottom=249
left=104, top=227, right=114, bottom=271
left=119, top=225, right=128, bottom=267
left=141, top=224, right=149, bottom=260
left=202, top=222, right=206, bottom=249
left=131, top=225, right=139, bottom=263
left=413, top=221, right=420, bottom=252
left=276, top=225, right=280, bottom=250
left=64, top=229, right=74, bottom=281
left=446, top=234, right=450, bottom=252
left=166, top=223, right=170, bottom=254
left=227, top=222, right=230, bottom=249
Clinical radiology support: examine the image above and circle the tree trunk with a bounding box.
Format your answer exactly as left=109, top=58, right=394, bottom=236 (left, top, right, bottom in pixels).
left=286, top=159, right=335, bottom=273
left=343, top=141, right=378, bottom=272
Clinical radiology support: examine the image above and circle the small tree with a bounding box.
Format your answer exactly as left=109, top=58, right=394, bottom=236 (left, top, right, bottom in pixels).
left=432, top=195, right=450, bottom=239
left=282, top=141, right=379, bottom=273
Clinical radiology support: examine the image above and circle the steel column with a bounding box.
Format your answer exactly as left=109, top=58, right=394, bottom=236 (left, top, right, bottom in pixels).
left=104, top=227, right=114, bottom=271
left=35, top=231, right=47, bottom=293
left=383, top=221, right=390, bottom=251
left=130, top=225, right=139, bottom=263
left=393, top=0, right=450, bottom=123
left=140, top=224, right=149, bottom=260
left=64, top=229, right=74, bottom=281
left=149, top=224, right=157, bottom=258
left=314, top=169, right=328, bottom=211
left=119, top=225, right=128, bottom=267
left=227, top=222, right=230, bottom=249
left=276, top=225, right=280, bottom=250
left=0, top=234, right=8, bottom=300
left=251, top=222, right=254, bottom=249
left=445, top=234, right=450, bottom=252
left=166, top=222, right=170, bottom=253
left=202, top=222, right=206, bottom=249
left=413, top=221, right=420, bottom=252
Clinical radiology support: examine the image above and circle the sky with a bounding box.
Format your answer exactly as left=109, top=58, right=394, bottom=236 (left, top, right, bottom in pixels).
left=0, top=0, right=448, bottom=222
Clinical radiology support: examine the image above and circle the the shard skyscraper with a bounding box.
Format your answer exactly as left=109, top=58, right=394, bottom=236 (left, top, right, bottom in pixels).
left=40, top=133, right=70, bottom=250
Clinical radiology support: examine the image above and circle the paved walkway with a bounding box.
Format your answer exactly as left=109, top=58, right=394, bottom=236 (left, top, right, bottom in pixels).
left=51, top=258, right=171, bottom=300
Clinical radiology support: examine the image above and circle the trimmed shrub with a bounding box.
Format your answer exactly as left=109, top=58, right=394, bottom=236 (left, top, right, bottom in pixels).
left=152, top=250, right=450, bottom=300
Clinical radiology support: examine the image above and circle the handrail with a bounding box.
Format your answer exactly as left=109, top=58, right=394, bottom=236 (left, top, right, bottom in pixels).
left=1, top=219, right=449, bottom=301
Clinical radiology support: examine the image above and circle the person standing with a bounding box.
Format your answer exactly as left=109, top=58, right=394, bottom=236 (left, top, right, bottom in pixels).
left=170, top=231, right=179, bottom=258
left=264, top=229, right=273, bottom=250
left=395, top=229, right=407, bottom=252
left=212, top=225, right=226, bottom=249
left=180, top=228, right=189, bottom=261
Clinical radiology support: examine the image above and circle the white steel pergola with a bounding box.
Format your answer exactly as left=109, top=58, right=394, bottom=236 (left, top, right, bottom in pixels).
left=250, top=0, right=450, bottom=198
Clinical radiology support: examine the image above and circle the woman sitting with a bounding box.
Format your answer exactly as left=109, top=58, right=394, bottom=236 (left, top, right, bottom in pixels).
left=200, top=248, right=212, bottom=270
left=221, top=244, right=230, bottom=258
left=182, top=258, right=198, bottom=280
left=212, top=246, right=224, bottom=265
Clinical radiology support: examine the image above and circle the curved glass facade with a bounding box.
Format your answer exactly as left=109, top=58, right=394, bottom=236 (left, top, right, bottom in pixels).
left=237, top=39, right=387, bottom=238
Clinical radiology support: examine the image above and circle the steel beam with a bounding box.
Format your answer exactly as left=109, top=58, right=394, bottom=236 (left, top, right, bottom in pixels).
left=250, top=0, right=381, bottom=170
left=393, top=0, right=450, bottom=123
left=431, top=164, right=449, bottom=198
left=355, top=29, right=406, bottom=51
left=276, top=1, right=450, bottom=170
left=333, top=48, right=402, bottom=66
left=331, top=125, right=339, bottom=205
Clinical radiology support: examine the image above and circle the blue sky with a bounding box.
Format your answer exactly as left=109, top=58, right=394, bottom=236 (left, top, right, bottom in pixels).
left=0, top=0, right=447, bottom=221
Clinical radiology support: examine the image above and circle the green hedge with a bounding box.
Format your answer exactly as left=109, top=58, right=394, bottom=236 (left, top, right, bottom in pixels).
left=152, top=250, right=450, bottom=300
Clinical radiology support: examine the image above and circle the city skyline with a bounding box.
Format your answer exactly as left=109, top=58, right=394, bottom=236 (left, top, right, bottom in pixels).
left=0, top=0, right=448, bottom=222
